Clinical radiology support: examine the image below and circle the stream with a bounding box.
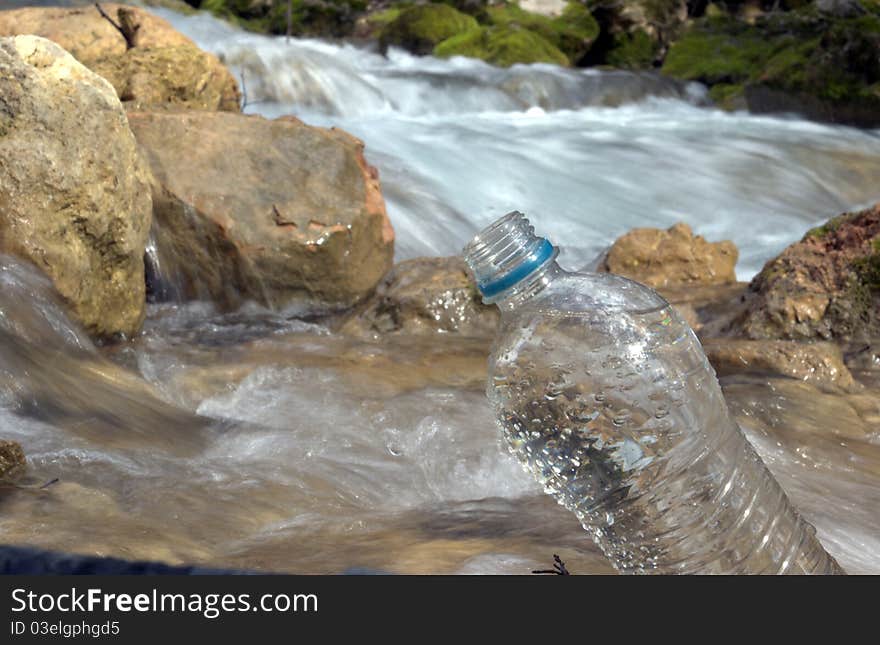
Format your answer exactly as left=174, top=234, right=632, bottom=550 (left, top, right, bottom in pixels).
left=0, top=5, right=879, bottom=574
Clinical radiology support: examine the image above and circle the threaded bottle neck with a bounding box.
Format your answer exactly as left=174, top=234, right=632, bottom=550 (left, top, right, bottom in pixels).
left=462, top=212, right=559, bottom=305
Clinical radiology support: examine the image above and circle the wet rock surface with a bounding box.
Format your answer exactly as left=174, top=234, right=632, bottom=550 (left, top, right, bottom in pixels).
left=703, top=338, right=859, bottom=391
left=0, top=35, right=152, bottom=338
left=128, top=110, right=394, bottom=311
left=342, top=257, right=499, bottom=338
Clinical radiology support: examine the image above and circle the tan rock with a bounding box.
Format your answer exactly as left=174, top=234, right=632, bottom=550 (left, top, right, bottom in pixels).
left=703, top=338, right=859, bottom=391
left=89, top=43, right=242, bottom=112
left=731, top=204, right=880, bottom=341
left=600, top=222, right=738, bottom=288
left=0, top=5, right=191, bottom=60
left=0, top=36, right=152, bottom=338
left=0, top=5, right=240, bottom=111
left=129, top=111, right=394, bottom=310
left=342, top=257, right=499, bottom=337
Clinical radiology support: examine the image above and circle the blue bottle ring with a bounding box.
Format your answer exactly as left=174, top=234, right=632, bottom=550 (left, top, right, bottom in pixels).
left=477, top=239, right=555, bottom=299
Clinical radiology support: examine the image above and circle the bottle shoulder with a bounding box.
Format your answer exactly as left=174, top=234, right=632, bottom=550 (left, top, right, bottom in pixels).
left=508, top=271, right=670, bottom=318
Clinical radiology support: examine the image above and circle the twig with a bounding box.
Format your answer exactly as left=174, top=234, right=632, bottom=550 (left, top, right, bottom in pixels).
left=95, top=3, right=141, bottom=50
left=0, top=477, right=59, bottom=492
left=532, top=554, right=571, bottom=575
left=239, top=69, right=269, bottom=111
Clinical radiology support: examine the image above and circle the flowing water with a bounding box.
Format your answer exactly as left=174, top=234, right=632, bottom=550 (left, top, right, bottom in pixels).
left=0, top=5, right=879, bottom=573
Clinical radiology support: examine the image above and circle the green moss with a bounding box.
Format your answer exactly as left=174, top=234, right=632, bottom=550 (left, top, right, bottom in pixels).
left=485, top=2, right=598, bottom=64
left=662, top=13, right=880, bottom=123
left=434, top=25, right=570, bottom=67
left=707, top=82, right=744, bottom=107
left=365, top=7, right=403, bottom=28
left=853, top=238, right=880, bottom=292
left=805, top=212, right=854, bottom=239
left=662, top=19, right=784, bottom=84
left=606, top=30, right=656, bottom=69
left=380, top=4, right=479, bottom=55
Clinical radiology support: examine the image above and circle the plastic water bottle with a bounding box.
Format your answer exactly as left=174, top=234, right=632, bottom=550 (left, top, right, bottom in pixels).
left=463, top=212, right=844, bottom=574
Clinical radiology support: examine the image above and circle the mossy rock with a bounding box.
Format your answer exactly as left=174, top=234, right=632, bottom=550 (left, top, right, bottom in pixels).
left=485, top=2, right=599, bottom=64
left=605, top=29, right=656, bottom=69
left=662, top=12, right=880, bottom=126
left=379, top=3, right=479, bottom=55
left=202, top=0, right=368, bottom=37
left=434, top=24, right=570, bottom=67
left=732, top=204, right=880, bottom=341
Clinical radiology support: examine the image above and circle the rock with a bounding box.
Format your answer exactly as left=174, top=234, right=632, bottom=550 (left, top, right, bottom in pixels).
left=0, top=36, right=152, bottom=338
left=816, top=0, right=867, bottom=18
left=0, top=5, right=191, bottom=61
left=599, top=222, right=738, bottom=288
left=88, top=44, right=241, bottom=112
left=128, top=110, right=394, bottom=310
left=481, top=2, right=599, bottom=64
left=662, top=12, right=880, bottom=127
left=379, top=4, right=479, bottom=55
left=0, top=440, right=25, bottom=478
left=434, top=24, right=571, bottom=67
left=584, top=0, right=688, bottom=68
left=206, top=0, right=366, bottom=38
left=731, top=204, right=880, bottom=341
left=658, top=282, right=750, bottom=337
left=342, top=257, right=499, bottom=337
left=520, top=0, right=569, bottom=16
left=0, top=5, right=240, bottom=112
left=703, top=338, right=860, bottom=391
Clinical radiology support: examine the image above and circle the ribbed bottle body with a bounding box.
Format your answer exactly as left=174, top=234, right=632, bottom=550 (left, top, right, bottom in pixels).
left=488, top=271, right=843, bottom=574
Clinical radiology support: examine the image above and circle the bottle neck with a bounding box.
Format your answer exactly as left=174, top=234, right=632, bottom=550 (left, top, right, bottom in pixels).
left=494, top=260, right=564, bottom=314
left=462, top=211, right=562, bottom=312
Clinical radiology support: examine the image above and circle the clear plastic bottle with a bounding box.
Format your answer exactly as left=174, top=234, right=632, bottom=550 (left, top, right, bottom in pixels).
left=463, top=212, right=844, bottom=574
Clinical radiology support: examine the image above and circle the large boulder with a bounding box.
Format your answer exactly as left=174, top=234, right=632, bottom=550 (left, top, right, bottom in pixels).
left=0, top=5, right=240, bottom=112
left=0, top=36, right=152, bottom=338
left=342, top=257, right=499, bottom=337
left=128, top=111, right=394, bottom=310
left=731, top=204, right=880, bottom=341
left=599, top=222, right=738, bottom=288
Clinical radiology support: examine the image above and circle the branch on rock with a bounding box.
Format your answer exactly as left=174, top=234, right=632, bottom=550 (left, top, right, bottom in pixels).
left=95, top=3, right=141, bottom=50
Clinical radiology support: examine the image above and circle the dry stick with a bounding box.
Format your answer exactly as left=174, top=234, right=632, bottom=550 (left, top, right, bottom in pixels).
left=94, top=3, right=141, bottom=50
left=532, top=554, right=571, bottom=575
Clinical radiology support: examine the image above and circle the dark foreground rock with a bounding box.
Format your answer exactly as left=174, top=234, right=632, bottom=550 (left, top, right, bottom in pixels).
left=731, top=204, right=880, bottom=341
left=129, top=110, right=394, bottom=311
left=0, top=36, right=152, bottom=338
left=0, top=545, right=247, bottom=575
